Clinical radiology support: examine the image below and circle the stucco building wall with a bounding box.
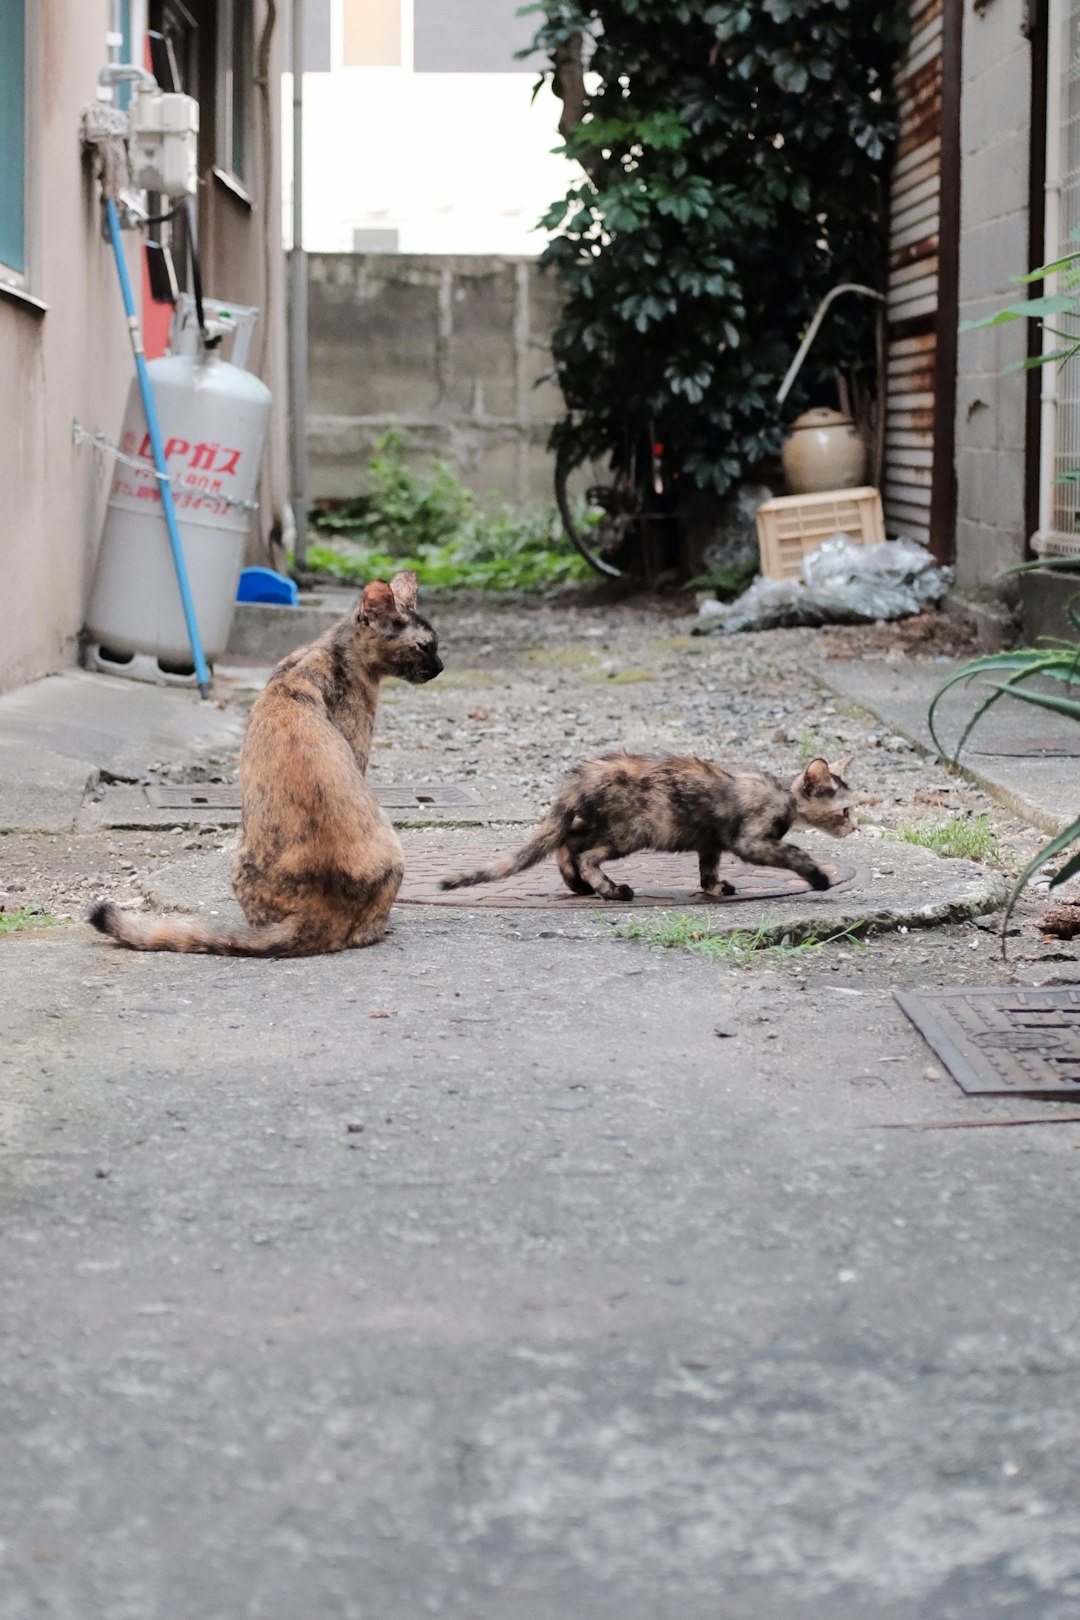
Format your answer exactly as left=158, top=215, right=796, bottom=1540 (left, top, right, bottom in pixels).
left=0, top=1, right=287, bottom=694
left=0, top=4, right=135, bottom=691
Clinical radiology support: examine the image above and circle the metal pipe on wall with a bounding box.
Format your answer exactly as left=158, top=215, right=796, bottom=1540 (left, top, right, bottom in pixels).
left=1024, top=0, right=1050, bottom=553
left=1036, top=0, right=1064, bottom=549
left=289, top=0, right=308, bottom=569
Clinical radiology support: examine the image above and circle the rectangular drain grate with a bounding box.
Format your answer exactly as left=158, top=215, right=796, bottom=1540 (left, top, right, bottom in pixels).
left=373, top=781, right=484, bottom=809
left=896, top=987, right=1080, bottom=1097
left=145, top=784, right=241, bottom=810
left=143, top=781, right=484, bottom=812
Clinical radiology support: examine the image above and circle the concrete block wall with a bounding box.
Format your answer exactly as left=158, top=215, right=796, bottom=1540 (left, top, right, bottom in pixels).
left=953, top=0, right=1034, bottom=590
left=307, top=254, right=564, bottom=509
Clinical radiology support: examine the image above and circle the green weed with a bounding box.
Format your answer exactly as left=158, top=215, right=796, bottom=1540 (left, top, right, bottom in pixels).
left=0, top=907, right=64, bottom=935
left=613, top=910, right=866, bottom=965
left=683, top=558, right=759, bottom=600
left=303, top=431, right=591, bottom=592
left=898, top=813, right=999, bottom=864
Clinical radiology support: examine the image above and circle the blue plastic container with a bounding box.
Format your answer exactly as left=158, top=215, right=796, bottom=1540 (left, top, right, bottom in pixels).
left=236, top=566, right=299, bottom=606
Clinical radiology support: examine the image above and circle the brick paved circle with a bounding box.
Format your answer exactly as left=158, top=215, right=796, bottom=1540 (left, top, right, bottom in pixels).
left=399, top=829, right=858, bottom=909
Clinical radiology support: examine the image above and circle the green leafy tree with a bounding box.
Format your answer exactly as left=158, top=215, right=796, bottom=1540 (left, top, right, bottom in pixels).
left=524, top=0, right=907, bottom=564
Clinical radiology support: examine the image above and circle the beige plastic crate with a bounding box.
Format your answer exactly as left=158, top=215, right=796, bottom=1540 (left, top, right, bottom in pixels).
left=755, top=486, right=885, bottom=581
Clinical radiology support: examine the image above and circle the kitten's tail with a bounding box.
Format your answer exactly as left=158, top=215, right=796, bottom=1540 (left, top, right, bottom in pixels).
left=88, top=901, right=307, bottom=958
left=439, top=807, right=570, bottom=891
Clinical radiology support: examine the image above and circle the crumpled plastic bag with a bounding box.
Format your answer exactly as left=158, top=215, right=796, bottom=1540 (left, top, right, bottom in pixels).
left=695, top=534, right=953, bottom=634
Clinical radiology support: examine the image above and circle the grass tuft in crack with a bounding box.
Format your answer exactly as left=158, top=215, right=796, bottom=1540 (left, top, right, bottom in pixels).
left=613, top=911, right=866, bottom=965
left=0, top=907, right=65, bottom=935
left=796, top=727, right=821, bottom=762
left=898, top=813, right=999, bottom=864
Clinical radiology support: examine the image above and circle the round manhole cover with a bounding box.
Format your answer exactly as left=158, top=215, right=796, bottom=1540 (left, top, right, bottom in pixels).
left=399, top=830, right=857, bottom=909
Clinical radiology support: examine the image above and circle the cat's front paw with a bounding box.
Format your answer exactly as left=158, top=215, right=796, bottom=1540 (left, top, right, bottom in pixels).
left=612, top=883, right=635, bottom=902
left=703, top=881, right=735, bottom=898
left=808, top=868, right=831, bottom=891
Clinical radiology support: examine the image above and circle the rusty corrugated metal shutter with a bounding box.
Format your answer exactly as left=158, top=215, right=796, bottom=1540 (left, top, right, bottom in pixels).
left=884, top=0, right=944, bottom=546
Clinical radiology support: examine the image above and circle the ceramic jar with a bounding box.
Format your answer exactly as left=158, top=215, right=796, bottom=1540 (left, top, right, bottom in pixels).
left=781, top=407, right=868, bottom=495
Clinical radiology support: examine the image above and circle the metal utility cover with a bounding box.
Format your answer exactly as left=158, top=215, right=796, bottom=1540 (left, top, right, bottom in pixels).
left=895, top=987, right=1080, bottom=1098
left=145, top=784, right=241, bottom=810
left=143, top=781, right=485, bottom=812
left=373, top=782, right=484, bottom=809
left=398, top=834, right=856, bottom=909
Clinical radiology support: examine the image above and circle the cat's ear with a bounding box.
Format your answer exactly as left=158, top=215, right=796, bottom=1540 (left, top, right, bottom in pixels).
left=390, top=576, right=420, bottom=612
left=801, top=758, right=834, bottom=796
left=390, top=569, right=418, bottom=612
left=358, top=579, right=397, bottom=626
left=828, top=752, right=854, bottom=780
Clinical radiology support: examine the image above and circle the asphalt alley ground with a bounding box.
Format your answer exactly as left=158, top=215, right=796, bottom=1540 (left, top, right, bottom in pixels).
left=3, top=594, right=1080, bottom=1620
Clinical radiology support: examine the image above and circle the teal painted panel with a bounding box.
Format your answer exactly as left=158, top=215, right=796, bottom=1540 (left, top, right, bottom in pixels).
left=117, top=0, right=133, bottom=110
left=0, top=0, right=26, bottom=273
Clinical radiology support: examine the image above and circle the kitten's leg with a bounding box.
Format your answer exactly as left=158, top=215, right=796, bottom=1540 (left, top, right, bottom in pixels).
left=556, top=845, right=594, bottom=896
left=698, top=846, right=735, bottom=898
left=577, top=846, right=634, bottom=901
left=732, top=836, right=830, bottom=890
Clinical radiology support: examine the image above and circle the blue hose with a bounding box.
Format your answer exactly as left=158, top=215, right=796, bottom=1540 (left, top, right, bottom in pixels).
left=105, top=198, right=211, bottom=698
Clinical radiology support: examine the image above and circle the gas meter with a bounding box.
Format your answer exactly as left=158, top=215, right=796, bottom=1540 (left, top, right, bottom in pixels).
left=129, top=82, right=199, bottom=197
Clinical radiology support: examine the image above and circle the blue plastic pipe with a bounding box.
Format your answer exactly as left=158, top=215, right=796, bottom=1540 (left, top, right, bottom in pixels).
left=105, top=198, right=211, bottom=698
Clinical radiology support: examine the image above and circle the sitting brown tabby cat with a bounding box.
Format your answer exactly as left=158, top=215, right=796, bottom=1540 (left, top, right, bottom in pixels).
left=90, top=571, right=442, bottom=956
left=440, top=751, right=855, bottom=901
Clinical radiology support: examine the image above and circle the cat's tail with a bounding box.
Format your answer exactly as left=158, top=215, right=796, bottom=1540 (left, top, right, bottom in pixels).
left=88, top=901, right=307, bottom=958
left=439, top=808, right=570, bottom=891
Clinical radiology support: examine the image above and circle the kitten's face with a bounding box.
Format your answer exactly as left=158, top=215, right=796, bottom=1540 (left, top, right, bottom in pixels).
left=357, top=572, right=444, bottom=684
left=790, top=755, right=857, bottom=838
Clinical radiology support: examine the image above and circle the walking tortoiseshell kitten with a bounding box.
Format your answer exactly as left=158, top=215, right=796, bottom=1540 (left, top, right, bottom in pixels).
left=441, top=751, right=856, bottom=901
left=90, top=571, right=442, bottom=956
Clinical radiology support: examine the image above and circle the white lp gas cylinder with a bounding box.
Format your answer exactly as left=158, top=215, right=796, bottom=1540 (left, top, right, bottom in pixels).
left=85, top=350, right=271, bottom=673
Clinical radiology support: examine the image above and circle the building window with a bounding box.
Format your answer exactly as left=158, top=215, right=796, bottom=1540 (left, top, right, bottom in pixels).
left=217, top=0, right=250, bottom=188
left=0, top=0, right=27, bottom=280
left=343, top=0, right=401, bottom=67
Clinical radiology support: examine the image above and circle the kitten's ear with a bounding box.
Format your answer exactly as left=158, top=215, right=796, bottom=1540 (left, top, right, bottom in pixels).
left=358, top=579, right=397, bottom=625
left=801, top=758, right=834, bottom=796
left=390, top=569, right=418, bottom=611
left=829, top=752, right=854, bottom=780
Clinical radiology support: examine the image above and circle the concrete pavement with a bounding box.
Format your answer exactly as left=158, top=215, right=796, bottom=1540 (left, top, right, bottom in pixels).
left=3, top=607, right=1080, bottom=1619
left=817, top=655, right=1080, bottom=836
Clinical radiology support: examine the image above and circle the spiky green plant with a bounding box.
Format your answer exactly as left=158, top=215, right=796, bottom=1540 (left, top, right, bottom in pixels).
left=957, top=233, right=1080, bottom=587
left=929, top=597, right=1080, bottom=934
left=939, top=231, right=1080, bottom=936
